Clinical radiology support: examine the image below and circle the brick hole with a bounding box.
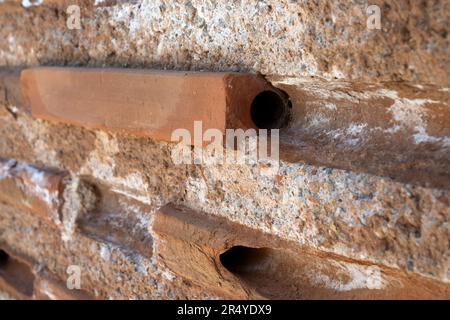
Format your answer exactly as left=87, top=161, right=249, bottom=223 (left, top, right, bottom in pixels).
left=0, top=249, right=35, bottom=297
left=219, top=246, right=306, bottom=299
left=220, top=246, right=271, bottom=274
left=0, top=250, right=8, bottom=267
left=250, top=90, right=291, bottom=129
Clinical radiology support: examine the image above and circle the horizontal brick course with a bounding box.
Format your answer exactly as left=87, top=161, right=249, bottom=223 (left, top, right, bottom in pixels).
left=0, top=246, right=35, bottom=299
left=269, top=77, right=450, bottom=190
left=77, top=180, right=154, bottom=259
left=0, top=159, right=67, bottom=226
left=21, top=67, right=287, bottom=142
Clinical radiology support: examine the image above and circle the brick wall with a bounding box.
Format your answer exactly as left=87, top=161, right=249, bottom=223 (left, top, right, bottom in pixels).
left=0, top=1, right=449, bottom=299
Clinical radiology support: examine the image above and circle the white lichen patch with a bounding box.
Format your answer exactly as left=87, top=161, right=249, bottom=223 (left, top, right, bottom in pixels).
left=273, top=79, right=450, bottom=149
left=324, top=102, right=337, bottom=110
left=116, top=197, right=154, bottom=231
left=305, top=111, right=331, bottom=128
left=324, top=123, right=368, bottom=146
left=381, top=90, right=435, bottom=125
left=347, top=123, right=367, bottom=135
left=312, top=263, right=386, bottom=291
left=94, top=0, right=107, bottom=6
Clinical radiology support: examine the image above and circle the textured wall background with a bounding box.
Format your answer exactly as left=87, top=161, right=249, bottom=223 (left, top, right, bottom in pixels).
left=0, top=0, right=449, bottom=299
left=1, top=0, right=449, bottom=83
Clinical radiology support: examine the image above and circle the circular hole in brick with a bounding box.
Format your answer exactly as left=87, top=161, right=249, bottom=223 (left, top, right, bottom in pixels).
left=0, top=249, right=35, bottom=296
left=0, top=249, right=9, bottom=267
left=250, top=90, right=291, bottom=129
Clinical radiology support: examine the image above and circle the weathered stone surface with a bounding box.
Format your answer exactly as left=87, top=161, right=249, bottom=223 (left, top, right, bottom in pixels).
left=0, top=0, right=449, bottom=300
left=0, top=157, right=99, bottom=242
left=0, top=71, right=98, bottom=172
left=1, top=68, right=449, bottom=286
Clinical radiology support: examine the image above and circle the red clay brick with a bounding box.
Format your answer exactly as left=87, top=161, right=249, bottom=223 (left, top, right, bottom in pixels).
left=34, top=271, right=93, bottom=300
left=77, top=180, right=153, bottom=259
left=0, top=159, right=67, bottom=226
left=21, top=67, right=288, bottom=142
